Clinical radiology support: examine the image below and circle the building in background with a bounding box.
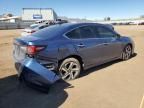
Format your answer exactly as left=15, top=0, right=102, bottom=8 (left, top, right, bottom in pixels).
left=22, top=8, right=57, bottom=22
left=0, top=16, right=21, bottom=23
left=0, top=13, right=21, bottom=23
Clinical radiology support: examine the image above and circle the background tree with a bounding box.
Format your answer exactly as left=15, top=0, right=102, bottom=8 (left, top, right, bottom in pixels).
left=104, top=17, right=111, bottom=21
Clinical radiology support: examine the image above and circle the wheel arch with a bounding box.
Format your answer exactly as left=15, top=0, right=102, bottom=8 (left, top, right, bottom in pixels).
left=127, top=43, right=133, bottom=48
left=58, top=55, right=84, bottom=70
left=124, top=43, right=133, bottom=51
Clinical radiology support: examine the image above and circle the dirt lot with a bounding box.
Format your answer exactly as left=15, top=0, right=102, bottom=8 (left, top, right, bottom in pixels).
left=0, top=26, right=144, bottom=108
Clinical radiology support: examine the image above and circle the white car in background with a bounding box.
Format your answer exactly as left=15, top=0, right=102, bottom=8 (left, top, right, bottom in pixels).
left=21, top=24, right=49, bottom=36
left=30, top=20, right=46, bottom=27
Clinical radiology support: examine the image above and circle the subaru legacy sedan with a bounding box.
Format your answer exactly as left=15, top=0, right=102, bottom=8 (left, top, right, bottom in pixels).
left=13, top=23, right=134, bottom=82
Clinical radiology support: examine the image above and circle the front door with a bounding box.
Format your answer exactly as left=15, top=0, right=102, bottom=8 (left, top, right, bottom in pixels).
left=96, top=25, right=122, bottom=62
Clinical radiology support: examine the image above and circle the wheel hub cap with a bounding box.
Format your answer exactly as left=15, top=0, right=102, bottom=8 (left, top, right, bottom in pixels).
left=59, top=61, right=80, bottom=80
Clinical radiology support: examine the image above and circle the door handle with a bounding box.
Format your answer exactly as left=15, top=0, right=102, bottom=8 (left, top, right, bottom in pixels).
left=77, top=44, right=86, bottom=48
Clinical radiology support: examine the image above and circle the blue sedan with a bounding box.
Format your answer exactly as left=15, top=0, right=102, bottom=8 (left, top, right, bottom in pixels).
left=13, top=23, right=134, bottom=84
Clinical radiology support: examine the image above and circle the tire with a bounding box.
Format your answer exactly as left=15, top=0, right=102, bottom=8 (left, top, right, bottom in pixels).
left=59, top=58, right=81, bottom=81
left=121, top=45, right=132, bottom=60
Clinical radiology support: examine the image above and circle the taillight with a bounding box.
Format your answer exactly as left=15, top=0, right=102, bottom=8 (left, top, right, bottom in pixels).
left=27, top=45, right=45, bottom=55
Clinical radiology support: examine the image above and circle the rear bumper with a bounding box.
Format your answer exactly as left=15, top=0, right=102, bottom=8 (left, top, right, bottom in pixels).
left=14, top=58, right=60, bottom=88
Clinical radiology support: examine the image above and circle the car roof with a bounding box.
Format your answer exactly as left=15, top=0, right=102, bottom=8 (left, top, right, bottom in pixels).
left=59, top=22, right=103, bottom=27
left=54, top=22, right=110, bottom=30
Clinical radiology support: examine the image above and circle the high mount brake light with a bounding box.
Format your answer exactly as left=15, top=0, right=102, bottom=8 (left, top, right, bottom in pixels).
left=27, top=45, right=45, bottom=55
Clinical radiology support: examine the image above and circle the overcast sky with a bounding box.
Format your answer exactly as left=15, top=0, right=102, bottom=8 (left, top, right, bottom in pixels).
left=0, top=0, right=144, bottom=20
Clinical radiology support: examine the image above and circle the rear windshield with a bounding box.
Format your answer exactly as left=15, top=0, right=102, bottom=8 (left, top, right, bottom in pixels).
left=32, top=24, right=66, bottom=39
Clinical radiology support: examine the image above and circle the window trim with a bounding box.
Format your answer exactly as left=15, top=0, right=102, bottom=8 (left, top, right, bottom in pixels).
left=63, top=24, right=117, bottom=40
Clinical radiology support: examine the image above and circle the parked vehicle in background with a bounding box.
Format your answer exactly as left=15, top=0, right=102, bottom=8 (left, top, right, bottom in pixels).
left=21, top=23, right=49, bottom=36
left=138, top=22, right=144, bottom=25
left=55, top=19, right=68, bottom=24
left=30, top=19, right=68, bottom=27
left=30, top=20, right=46, bottom=27
left=14, top=23, right=134, bottom=82
left=35, top=20, right=46, bottom=24
left=22, top=19, right=68, bottom=36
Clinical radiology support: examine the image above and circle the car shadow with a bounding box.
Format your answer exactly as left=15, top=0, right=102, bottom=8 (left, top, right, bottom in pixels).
left=0, top=75, right=73, bottom=108
left=80, top=53, right=137, bottom=78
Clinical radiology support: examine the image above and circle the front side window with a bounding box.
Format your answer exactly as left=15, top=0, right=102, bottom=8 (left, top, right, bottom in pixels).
left=97, top=26, right=116, bottom=38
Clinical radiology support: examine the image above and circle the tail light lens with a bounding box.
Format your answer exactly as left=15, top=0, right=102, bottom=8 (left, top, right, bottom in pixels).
left=27, top=45, right=46, bottom=56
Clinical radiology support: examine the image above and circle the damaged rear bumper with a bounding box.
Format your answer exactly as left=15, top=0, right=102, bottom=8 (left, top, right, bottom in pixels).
left=15, top=58, right=60, bottom=89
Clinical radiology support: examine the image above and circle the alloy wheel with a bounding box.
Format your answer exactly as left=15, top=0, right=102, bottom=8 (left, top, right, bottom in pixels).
left=122, top=45, right=132, bottom=60
left=59, top=61, right=80, bottom=80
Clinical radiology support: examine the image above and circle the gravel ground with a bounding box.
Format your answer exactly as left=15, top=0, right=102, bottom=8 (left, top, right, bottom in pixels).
left=0, top=26, right=144, bottom=108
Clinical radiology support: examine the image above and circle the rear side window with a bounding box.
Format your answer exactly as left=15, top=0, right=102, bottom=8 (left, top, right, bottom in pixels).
left=97, top=26, right=116, bottom=38
left=66, top=28, right=81, bottom=39
left=79, top=26, right=96, bottom=39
